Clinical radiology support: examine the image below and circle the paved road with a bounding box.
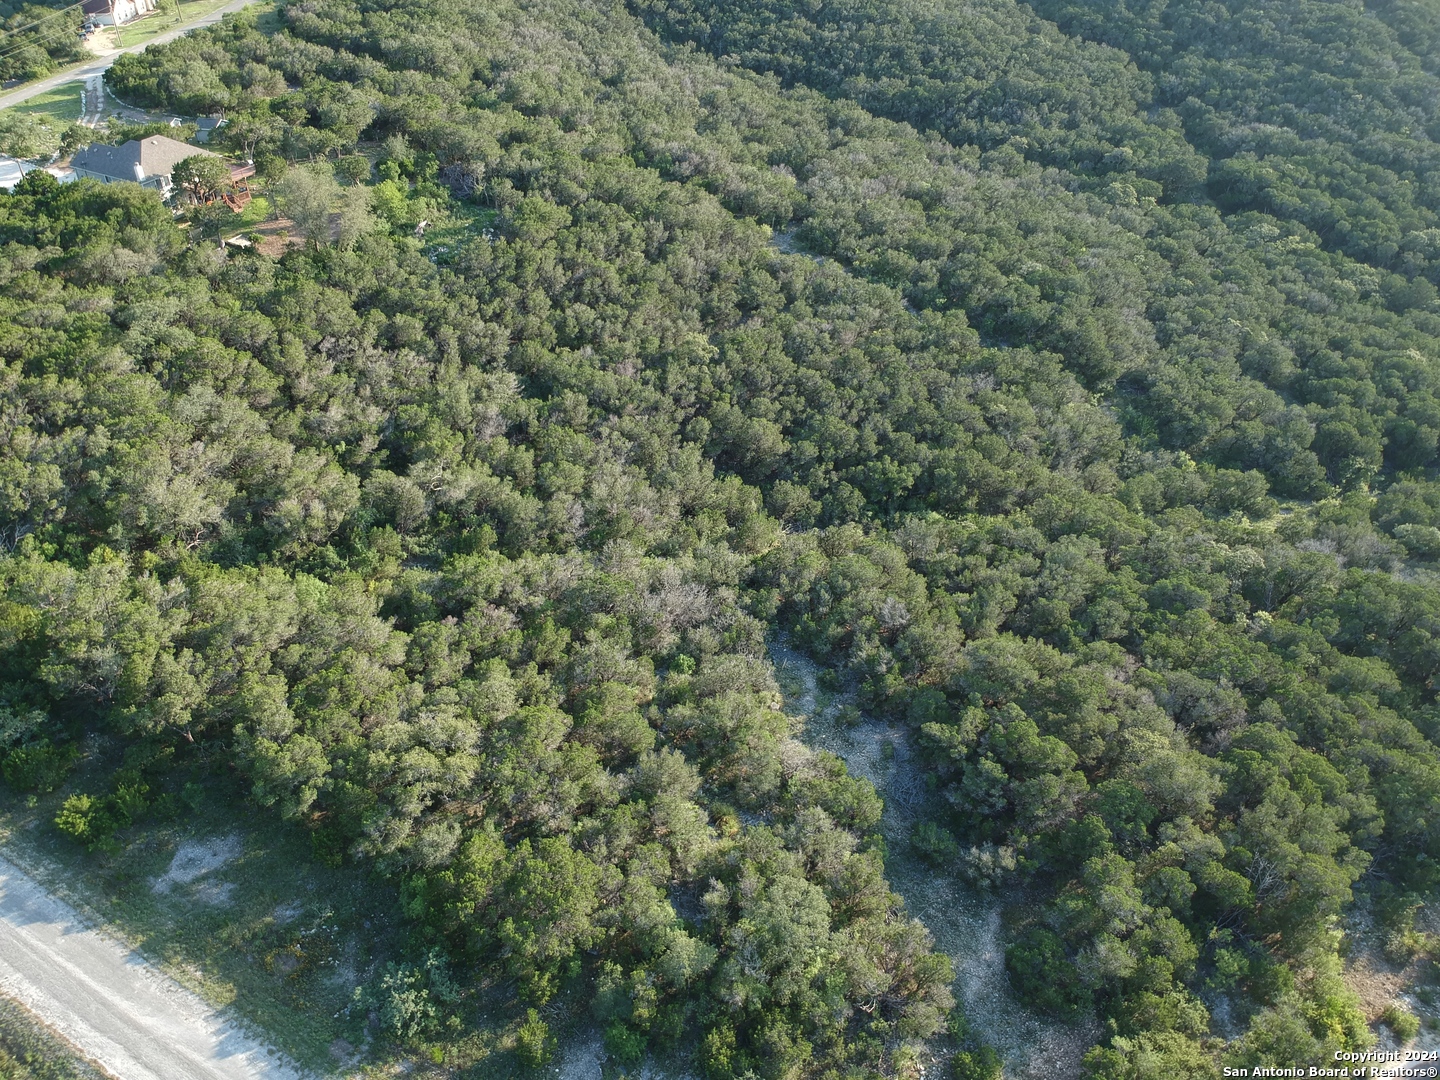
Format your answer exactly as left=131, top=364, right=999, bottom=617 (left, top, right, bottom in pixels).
left=0, top=854, right=301, bottom=1080
left=0, top=0, right=261, bottom=112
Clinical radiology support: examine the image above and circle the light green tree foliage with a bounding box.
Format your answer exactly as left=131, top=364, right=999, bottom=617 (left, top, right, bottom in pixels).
left=273, top=163, right=340, bottom=245
left=171, top=154, right=230, bottom=204
left=1085, top=1031, right=1220, bottom=1080
left=0, top=113, right=59, bottom=160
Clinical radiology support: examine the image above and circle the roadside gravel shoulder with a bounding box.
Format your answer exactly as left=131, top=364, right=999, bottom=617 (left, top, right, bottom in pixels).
left=0, top=852, right=305, bottom=1080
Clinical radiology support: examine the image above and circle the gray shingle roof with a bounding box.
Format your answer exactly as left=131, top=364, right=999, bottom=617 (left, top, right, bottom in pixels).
left=70, top=135, right=215, bottom=183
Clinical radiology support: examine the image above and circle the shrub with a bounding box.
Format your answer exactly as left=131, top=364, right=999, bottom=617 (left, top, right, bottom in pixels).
left=1209, top=947, right=1250, bottom=991
left=111, top=782, right=149, bottom=826
left=54, top=794, right=117, bottom=851
left=701, top=1024, right=752, bottom=1080
left=1381, top=1004, right=1420, bottom=1042
left=311, top=828, right=345, bottom=868
left=357, top=951, right=460, bottom=1044
left=2, top=741, right=76, bottom=794
left=516, top=1009, right=554, bottom=1068
left=912, top=821, right=961, bottom=864
left=604, top=1021, right=646, bottom=1066
left=1394, top=524, right=1440, bottom=560
left=952, top=1046, right=1003, bottom=1080
left=1006, top=928, right=1092, bottom=1016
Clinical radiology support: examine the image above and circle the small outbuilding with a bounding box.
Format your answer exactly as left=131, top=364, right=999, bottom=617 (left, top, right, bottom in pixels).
left=194, top=118, right=227, bottom=143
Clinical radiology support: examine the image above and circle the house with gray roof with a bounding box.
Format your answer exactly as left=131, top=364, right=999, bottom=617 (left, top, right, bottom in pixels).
left=70, top=135, right=216, bottom=195
left=194, top=118, right=227, bottom=143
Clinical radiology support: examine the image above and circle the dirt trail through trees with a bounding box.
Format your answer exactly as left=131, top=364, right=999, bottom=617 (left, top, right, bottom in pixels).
left=0, top=852, right=302, bottom=1080
left=769, top=640, right=1099, bottom=1080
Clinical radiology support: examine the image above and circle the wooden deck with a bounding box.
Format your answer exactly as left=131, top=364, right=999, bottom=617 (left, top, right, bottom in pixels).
left=222, top=162, right=254, bottom=210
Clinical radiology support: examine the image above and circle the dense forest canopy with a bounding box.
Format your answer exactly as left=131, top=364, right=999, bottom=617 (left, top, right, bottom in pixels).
left=0, top=0, right=87, bottom=83
left=3, top=0, right=1440, bottom=1076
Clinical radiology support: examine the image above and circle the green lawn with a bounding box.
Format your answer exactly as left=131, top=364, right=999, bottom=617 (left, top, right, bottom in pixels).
left=7, top=85, right=82, bottom=125
left=252, top=3, right=282, bottom=33
left=115, top=0, right=247, bottom=49
left=230, top=192, right=272, bottom=230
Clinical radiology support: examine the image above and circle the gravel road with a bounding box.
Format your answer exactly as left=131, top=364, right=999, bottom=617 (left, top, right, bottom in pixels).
left=0, top=853, right=302, bottom=1080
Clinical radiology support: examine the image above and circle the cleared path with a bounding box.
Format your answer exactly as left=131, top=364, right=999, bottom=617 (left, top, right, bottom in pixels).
left=0, top=0, right=260, bottom=113
left=0, top=853, right=302, bottom=1080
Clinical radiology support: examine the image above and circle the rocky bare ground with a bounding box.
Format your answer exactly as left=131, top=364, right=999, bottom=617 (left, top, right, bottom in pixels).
left=769, top=639, right=1100, bottom=1080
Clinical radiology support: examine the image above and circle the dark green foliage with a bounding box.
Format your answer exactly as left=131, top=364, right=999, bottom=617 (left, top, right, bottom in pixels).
left=1, top=740, right=75, bottom=793
left=355, top=952, right=461, bottom=1043
left=0, top=96, right=955, bottom=1068
left=1084, top=1031, right=1220, bottom=1080
left=0, top=0, right=85, bottom=83
left=3, top=0, right=1439, bottom=1072
left=911, top=821, right=960, bottom=864
left=951, top=1046, right=1003, bottom=1080
left=603, top=1021, right=646, bottom=1066
left=1006, top=927, right=1092, bottom=1017
left=1030, top=0, right=1440, bottom=282
left=634, top=0, right=1440, bottom=488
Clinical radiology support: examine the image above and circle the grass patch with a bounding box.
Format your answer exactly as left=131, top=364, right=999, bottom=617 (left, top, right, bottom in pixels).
left=115, top=0, right=246, bottom=49
left=7, top=85, right=82, bottom=125
left=230, top=192, right=273, bottom=230
left=252, top=3, right=283, bottom=33
left=0, top=995, right=107, bottom=1080
left=0, top=85, right=80, bottom=159
left=420, top=201, right=496, bottom=266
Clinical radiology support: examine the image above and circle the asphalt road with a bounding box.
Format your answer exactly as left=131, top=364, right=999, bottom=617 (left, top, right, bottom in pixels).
left=0, top=854, right=301, bottom=1080
left=0, top=0, right=261, bottom=113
